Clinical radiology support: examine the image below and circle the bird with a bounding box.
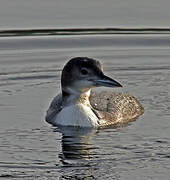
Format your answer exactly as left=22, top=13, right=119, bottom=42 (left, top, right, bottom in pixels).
left=45, top=57, right=144, bottom=128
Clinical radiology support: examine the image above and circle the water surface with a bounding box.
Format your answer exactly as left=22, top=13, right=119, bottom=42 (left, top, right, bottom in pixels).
left=0, top=33, right=170, bottom=179
left=1, top=0, right=170, bottom=29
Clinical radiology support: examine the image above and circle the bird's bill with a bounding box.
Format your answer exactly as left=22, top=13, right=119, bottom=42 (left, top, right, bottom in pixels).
left=92, top=75, right=122, bottom=88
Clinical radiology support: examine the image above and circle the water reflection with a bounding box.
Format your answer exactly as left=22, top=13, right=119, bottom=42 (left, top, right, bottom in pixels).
left=53, top=126, right=99, bottom=179
left=55, top=126, right=97, bottom=166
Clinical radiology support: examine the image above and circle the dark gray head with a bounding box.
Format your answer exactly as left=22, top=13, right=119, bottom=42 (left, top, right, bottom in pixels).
left=61, top=57, right=122, bottom=95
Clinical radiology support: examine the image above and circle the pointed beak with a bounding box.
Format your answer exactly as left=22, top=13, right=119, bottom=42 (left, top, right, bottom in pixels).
left=92, top=74, right=122, bottom=88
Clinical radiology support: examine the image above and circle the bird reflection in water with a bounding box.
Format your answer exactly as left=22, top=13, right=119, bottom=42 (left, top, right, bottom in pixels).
left=58, top=127, right=97, bottom=165
left=56, top=126, right=97, bottom=166
left=54, top=126, right=98, bottom=179
left=54, top=125, right=128, bottom=179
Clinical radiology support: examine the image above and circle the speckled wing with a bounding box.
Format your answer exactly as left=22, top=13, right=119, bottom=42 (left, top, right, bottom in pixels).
left=45, top=94, right=62, bottom=124
left=90, top=90, right=144, bottom=127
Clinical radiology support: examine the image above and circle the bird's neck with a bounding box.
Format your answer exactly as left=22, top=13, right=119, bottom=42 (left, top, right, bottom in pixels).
left=62, top=87, right=91, bottom=107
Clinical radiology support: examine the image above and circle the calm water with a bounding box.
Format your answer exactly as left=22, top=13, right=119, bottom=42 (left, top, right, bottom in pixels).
left=1, top=0, right=170, bottom=29
left=0, top=33, right=170, bottom=179
left=0, top=0, right=170, bottom=179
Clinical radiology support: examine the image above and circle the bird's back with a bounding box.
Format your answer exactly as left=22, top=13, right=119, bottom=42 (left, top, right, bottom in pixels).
left=45, top=91, right=144, bottom=127
left=90, top=91, right=144, bottom=127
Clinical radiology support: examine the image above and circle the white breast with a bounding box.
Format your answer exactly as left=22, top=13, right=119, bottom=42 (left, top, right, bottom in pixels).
left=54, top=104, right=99, bottom=127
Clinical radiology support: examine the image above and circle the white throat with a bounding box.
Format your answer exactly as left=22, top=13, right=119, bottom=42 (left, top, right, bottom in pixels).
left=62, top=88, right=91, bottom=106
left=54, top=88, right=99, bottom=127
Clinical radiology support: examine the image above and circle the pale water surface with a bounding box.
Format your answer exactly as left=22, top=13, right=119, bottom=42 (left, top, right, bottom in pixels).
left=0, top=33, right=170, bottom=179
left=1, top=0, right=170, bottom=29
left=1, top=0, right=170, bottom=179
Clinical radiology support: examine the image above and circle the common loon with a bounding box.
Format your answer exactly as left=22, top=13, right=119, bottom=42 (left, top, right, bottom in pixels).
left=46, top=57, right=144, bottom=128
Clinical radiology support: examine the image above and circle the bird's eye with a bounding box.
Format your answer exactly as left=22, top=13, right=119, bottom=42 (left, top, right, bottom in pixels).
left=80, top=68, right=88, bottom=75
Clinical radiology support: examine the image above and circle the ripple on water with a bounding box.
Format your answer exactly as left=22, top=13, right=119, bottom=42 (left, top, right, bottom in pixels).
left=0, top=33, right=170, bottom=179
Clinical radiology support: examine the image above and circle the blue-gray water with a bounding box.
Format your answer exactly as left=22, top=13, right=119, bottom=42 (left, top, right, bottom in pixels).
left=1, top=0, right=170, bottom=29
left=0, top=0, right=170, bottom=179
left=0, top=33, right=170, bottom=179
